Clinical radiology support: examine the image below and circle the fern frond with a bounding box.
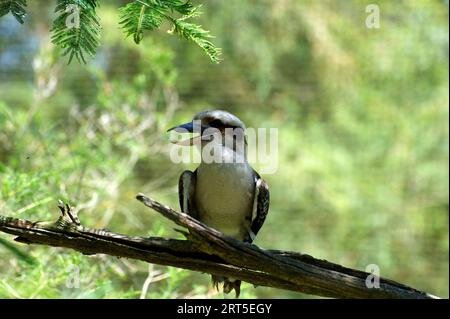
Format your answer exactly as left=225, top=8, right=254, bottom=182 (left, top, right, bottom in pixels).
left=119, top=1, right=163, bottom=44
left=156, top=0, right=194, bottom=15
left=170, top=16, right=222, bottom=63
left=118, top=0, right=221, bottom=63
left=0, top=0, right=27, bottom=24
left=0, top=0, right=220, bottom=64
left=50, top=0, right=101, bottom=64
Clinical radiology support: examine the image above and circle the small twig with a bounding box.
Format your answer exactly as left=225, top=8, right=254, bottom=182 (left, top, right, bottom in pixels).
left=140, top=264, right=155, bottom=299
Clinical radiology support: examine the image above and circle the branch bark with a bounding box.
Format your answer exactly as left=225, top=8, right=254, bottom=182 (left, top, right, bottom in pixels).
left=0, top=194, right=438, bottom=299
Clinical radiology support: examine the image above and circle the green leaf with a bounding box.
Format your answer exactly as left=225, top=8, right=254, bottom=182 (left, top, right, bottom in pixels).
left=118, top=1, right=221, bottom=63
left=169, top=6, right=222, bottom=63
left=119, top=1, right=164, bottom=44
left=0, top=238, right=36, bottom=265
left=50, top=0, right=101, bottom=64
left=156, top=0, right=194, bottom=15
left=0, top=0, right=27, bottom=24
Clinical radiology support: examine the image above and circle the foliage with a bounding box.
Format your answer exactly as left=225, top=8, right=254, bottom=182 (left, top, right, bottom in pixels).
left=0, top=0, right=220, bottom=64
left=119, top=2, right=221, bottom=63
left=0, top=0, right=27, bottom=24
left=51, top=0, right=101, bottom=64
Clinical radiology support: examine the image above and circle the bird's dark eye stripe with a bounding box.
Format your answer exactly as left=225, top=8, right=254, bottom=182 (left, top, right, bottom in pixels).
left=209, top=119, right=223, bottom=128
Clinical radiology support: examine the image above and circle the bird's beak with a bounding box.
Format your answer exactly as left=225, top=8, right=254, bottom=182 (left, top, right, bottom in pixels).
left=167, top=122, right=195, bottom=133
left=167, top=121, right=204, bottom=146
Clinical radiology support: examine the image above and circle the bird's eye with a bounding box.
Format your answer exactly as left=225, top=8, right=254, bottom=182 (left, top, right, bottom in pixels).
left=209, top=119, right=223, bottom=128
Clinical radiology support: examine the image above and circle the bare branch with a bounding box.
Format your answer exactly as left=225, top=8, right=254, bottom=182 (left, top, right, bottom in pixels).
left=0, top=194, right=438, bottom=299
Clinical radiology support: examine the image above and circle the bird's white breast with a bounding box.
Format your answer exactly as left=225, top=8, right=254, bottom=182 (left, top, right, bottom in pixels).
left=195, top=160, right=255, bottom=240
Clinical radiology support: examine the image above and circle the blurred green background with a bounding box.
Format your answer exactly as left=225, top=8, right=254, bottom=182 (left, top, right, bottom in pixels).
left=0, top=0, right=448, bottom=298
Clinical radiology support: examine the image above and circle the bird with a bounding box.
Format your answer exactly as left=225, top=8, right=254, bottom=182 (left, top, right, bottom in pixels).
left=167, top=110, right=270, bottom=297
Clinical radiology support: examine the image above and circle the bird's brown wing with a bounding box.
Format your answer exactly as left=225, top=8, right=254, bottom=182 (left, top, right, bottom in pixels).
left=178, top=169, right=198, bottom=219
left=247, top=170, right=270, bottom=243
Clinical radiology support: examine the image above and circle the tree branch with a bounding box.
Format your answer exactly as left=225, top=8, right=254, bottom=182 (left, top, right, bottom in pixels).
left=0, top=194, right=438, bottom=299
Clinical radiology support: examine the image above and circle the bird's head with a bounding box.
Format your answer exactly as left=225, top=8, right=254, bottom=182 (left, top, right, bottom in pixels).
left=167, top=110, right=247, bottom=153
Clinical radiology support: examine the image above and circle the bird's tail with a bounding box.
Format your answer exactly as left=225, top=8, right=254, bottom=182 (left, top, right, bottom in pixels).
left=211, top=275, right=241, bottom=298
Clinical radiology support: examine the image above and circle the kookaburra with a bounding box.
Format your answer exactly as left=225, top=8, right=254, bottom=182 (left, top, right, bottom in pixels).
left=167, top=110, right=270, bottom=297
